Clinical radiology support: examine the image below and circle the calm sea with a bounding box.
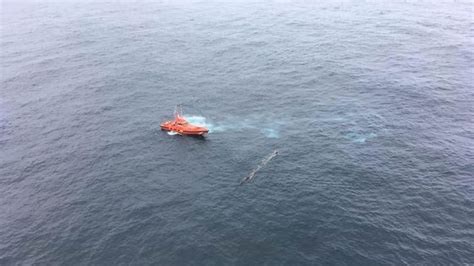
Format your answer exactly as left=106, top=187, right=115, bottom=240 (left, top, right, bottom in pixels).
left=1, top=1, right=473, bottom=264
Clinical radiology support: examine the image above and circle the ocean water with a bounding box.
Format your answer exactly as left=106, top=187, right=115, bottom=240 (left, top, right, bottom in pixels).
left=1, top=0, right=473, bottom=264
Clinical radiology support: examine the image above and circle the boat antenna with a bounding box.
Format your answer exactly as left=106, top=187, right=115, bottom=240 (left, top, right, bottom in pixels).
left=174, top=104, right=183, bottom=118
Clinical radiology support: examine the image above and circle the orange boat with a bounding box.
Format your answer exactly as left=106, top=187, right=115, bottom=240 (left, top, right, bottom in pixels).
left=160, top=105, right=209, bottom=136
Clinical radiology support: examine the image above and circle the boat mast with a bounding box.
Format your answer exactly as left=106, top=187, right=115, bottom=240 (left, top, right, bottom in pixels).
left=174, top=104, right=183, bottom=118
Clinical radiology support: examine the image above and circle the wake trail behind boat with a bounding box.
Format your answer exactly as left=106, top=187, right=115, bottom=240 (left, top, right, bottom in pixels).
left=183, top=115, right=280, bottom=138
left=240, top=150, right=279, bottom=185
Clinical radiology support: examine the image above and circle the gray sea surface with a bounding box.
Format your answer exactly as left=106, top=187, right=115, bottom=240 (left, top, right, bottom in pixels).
left=1, top=0, right=473, bottom=264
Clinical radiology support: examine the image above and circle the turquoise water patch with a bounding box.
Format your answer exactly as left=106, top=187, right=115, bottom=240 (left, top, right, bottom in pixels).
left=345, top=132, right=377, bottom=143
left=184, top=115, right=280, bottom=138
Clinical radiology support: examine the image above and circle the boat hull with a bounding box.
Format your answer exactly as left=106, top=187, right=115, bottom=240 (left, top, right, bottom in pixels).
left=160, top=122, right=208, bottom=136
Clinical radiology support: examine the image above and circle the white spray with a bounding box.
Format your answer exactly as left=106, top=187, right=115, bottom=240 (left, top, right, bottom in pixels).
left=184, top=115, right=280, bottom=138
